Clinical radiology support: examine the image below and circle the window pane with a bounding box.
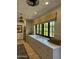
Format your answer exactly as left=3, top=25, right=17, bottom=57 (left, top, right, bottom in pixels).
left=50, top=21, right=55, bottom=37
left=40, top=24, right=42, bottom=34
left=44, top=23, right=48, bottom=36
left=37, top=24, right=39, bottom=34
left=34, top=25, right=36, bottom=35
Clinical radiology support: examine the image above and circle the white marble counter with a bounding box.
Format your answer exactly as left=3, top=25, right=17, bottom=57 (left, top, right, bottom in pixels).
left=29, top=35, right=60, bottom=49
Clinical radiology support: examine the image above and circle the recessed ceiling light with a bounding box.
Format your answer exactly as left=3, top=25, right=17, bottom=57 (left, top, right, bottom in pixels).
left=34, top=12, right=37, bottom=14
left=45, top=2, right=49, bottom=5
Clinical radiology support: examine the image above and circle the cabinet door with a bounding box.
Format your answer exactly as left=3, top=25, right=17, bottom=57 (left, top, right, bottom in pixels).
left=39, top=44, right=53, bottom=59
left=28, top=37, right=53, bottom=59
left=46, top=47, right=53, bottom=59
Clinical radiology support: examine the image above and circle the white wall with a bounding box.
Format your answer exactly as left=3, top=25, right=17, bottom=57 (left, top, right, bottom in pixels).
left=26, top=20, right=33, bottom=35
left=17, top=22, right=24, bottom=40
left=54, top=7, right=61, bottom=40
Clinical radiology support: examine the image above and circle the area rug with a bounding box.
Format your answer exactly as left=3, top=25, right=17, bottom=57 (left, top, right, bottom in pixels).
left=17, top=44, right=29, bottom=59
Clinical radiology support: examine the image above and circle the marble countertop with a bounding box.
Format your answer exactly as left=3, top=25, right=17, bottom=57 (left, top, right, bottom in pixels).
left=29, top=35, right=61, bottom=49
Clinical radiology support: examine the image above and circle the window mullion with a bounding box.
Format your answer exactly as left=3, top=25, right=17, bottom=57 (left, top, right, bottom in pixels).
left=42, top=24, right=44, bottom=36
left=35, top=25, right=37, bottom=34
left=48, top=22, right=50, bottom=37
left=39, top=24, right=40, bottom=34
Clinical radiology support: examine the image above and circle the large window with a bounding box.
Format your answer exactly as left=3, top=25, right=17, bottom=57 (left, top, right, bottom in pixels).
left=35, top=20, right=55, bottom=37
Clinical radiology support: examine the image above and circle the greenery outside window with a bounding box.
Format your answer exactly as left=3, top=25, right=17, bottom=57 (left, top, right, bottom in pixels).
left=44, top=23, right=48, bottom=36
left=50, top=21, right=55, bottom=37
left=37, top=24, right=39, bottom=34
left=40, top=24, right=42, bottom=35
left=35, top=20, right=55, bottom=38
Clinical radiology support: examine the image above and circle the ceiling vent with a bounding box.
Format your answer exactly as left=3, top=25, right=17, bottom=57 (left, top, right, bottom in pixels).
left=26, top=0, right=39, bottom=6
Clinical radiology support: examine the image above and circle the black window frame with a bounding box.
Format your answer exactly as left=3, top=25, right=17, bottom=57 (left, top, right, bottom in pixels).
left=35, top=20, right=56, bottom=38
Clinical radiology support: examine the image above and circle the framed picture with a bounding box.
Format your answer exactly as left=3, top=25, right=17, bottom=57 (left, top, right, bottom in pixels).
left=17, top=25, right=22, bottom=33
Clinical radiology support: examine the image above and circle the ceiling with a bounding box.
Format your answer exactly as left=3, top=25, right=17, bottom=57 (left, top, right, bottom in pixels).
left=17, top=0, right=61, bottom=20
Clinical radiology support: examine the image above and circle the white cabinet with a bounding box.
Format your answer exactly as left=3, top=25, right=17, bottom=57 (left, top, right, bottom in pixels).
left=28, top=35, right=61, bottom=59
